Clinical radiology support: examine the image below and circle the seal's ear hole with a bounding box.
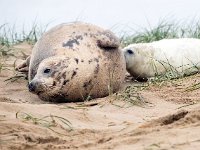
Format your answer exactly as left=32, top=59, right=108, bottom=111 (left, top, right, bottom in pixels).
left=127, top=49, right=134, bottom=55
left=43, top=68, right=51, bottom=74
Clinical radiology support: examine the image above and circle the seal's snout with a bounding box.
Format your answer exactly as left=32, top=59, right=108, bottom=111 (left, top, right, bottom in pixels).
left=28, top=82, right=35, bottom=92
left=28, top=79, right=46, bottom=95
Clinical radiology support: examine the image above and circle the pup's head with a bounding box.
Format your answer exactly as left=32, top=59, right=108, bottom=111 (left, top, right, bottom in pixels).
left=122, top=45, right=137, bottom=71
left=122, top=45, right=149, bottom=80
left=28, top=56, right=78, bottom=102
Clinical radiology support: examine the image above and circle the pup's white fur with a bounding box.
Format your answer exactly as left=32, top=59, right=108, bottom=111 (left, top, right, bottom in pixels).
left=123, top=38, right=200, bottom=79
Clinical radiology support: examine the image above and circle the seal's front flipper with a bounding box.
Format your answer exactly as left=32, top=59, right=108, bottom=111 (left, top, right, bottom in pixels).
left=96, top=30, right=120, bottom=49
left=16, top=56, right=31, bottom=73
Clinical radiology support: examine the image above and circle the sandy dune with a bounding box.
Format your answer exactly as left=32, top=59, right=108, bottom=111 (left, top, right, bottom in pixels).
left=0, top=43, right=200, bottom=150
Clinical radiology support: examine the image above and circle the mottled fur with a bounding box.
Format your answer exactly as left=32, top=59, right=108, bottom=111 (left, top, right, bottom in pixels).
left=18, top=22, right=126, bottom=102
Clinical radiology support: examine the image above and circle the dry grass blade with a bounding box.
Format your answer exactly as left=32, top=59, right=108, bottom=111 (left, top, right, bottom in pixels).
left=149, top=58, right=200, bottom=84
left=61, top=101, right=100, bottom=110
left=16, top=112, right=73, bottom=135
left=115, top=84, right=152, bottom=108
left=61, top=105, right=87, bottom=110
left=0, top=46, right=15, bottom=56
left=185, top=82, right=200, bottom=92
left=177, top=101, right=198, bottom=109
left=4, top=73, right=27, bottom=83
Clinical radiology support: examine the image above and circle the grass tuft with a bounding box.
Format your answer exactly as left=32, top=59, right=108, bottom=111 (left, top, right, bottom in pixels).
left=16, top=112, right=73, bottom=135
left=120, top=20, right=200, bottom=47
left=0, top=22, right=48, bottom=73
left=0, top=22, right=48, bottom=47
left=114, top=84, right=153, bottom=108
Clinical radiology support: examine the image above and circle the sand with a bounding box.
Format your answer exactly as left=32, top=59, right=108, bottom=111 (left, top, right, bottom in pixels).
left=0, top=43, right=200, bottom=150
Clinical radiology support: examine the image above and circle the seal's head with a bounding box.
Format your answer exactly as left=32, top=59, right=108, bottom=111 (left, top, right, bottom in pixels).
left=122, top=45, right=149, bottom=81
left=122, top=46, right=138, bottom=72
left=28, top=56, right=78, bottom=102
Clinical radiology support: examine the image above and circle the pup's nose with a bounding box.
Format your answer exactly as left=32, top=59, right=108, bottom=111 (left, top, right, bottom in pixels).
left=28, top=82, right=35, bottom=92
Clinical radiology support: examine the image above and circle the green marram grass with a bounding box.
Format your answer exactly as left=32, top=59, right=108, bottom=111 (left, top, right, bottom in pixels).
left=0, top=22, right=48, bottom=46
left=1, top=19, right=200, bottom=104
left=0, top=22, right=48, bottom=72
left=120, top=20, right=200, bottom=47
left=1, top=20, right=200, bottom=47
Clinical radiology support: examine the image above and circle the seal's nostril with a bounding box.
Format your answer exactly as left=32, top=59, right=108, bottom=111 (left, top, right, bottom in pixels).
left=28, top=82, right=35, bottom=92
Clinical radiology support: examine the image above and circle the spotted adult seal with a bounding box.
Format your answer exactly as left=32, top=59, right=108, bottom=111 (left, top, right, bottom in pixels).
left=18, top=22, right=126, bottom=102
left=122, top=38, right=200, bottom=81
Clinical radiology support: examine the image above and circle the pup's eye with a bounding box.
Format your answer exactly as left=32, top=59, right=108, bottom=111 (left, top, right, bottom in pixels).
left=43, top=68, right=51, bottom=74
left=127, top=49, right=134, bottom=54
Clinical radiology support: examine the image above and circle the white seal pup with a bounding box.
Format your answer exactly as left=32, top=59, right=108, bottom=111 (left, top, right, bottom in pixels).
left=122, top=38, right=200, bottom=81
left=17, top=22, right=126, bottom=102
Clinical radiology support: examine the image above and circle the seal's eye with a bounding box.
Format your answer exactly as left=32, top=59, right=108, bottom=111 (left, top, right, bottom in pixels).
left=43, top=68, right=51, bottom=74
left=127, top=49, right=134, bottom=55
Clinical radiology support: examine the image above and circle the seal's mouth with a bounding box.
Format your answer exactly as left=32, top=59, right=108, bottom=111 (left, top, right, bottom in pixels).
left=28, top=82, right=46, bottom=95
left=29, top=87, right=44, bottom=95
left=37, top=90, right=70, bottom=103
left=36, top=84, right=58, bottom=96
left=36, top=91, right=42, bottom=95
